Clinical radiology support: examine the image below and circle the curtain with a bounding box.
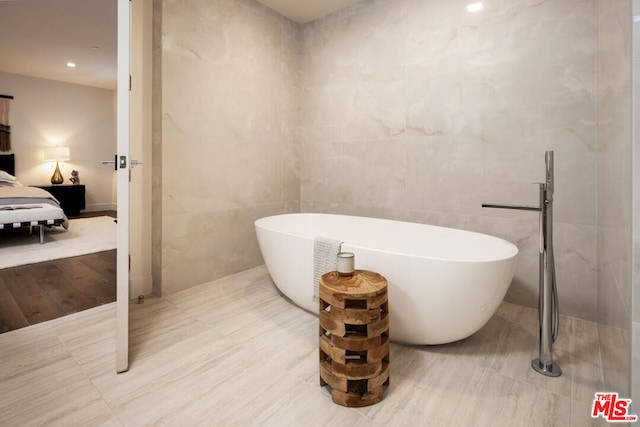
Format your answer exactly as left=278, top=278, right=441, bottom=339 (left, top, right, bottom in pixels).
left=0, top=98, right=11, bottom=152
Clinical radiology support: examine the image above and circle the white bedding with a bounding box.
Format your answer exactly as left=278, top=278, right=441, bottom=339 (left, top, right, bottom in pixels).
left=0, top=178, right=69, bottom=230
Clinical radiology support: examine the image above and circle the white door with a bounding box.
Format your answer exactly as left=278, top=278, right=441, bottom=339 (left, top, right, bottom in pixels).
left=116, top=0, right=131, bottom=374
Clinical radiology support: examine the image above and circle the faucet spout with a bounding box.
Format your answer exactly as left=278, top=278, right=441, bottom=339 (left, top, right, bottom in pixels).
left=481, top=203, right=540, bottom=212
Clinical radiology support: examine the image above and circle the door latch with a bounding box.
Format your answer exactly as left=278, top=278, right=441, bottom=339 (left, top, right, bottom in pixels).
left=101, top=155, right=118, bottom=171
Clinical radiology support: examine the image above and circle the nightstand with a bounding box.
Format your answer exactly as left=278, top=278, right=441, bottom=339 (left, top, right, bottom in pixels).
left=36, top=185, right=86, bottom=217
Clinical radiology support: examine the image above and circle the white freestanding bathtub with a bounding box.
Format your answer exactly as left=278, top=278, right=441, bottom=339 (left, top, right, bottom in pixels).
left=255, top=213, right=518, bottom=345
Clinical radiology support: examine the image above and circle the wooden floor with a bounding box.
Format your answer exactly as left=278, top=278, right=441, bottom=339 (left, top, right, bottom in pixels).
left=0, top=210, right=117, bottom=334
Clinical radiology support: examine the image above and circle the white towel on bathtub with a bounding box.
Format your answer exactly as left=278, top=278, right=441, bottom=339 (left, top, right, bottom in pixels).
left=313, top=236, right=343, bottom=303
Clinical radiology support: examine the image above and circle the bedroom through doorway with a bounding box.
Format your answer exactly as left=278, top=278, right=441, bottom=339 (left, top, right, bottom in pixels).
left=0, top=0, right=119, bottom=334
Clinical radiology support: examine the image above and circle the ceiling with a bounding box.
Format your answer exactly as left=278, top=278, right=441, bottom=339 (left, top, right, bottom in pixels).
left=0, top=0, right=117, bottom=90
left=256, top=0, right=365, bottom=25
left=0, top=0, right=363, bottom=90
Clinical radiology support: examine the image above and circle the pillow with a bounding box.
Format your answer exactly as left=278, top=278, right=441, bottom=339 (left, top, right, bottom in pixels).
left=0, top=170, right=18, bottom=183
left=0, top=180, right=22, bottom=187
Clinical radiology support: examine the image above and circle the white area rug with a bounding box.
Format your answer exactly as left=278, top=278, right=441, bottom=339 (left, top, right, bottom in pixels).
left=0, top=216, right=117, bottom=269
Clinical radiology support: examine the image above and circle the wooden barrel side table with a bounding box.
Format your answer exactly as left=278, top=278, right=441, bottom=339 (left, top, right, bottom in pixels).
left=319, top=269, right=390, bottom=407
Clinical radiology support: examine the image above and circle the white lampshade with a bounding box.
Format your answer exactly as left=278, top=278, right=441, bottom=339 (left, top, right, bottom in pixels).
left=44, top=146, right=70, bottom=162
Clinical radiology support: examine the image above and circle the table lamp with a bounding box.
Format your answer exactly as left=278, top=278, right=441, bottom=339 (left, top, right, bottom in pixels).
left=44, top=146, right=70, bottom=184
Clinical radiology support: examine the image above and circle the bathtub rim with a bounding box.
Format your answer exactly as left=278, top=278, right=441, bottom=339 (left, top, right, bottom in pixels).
left=254, top=212, right=519, bottom=264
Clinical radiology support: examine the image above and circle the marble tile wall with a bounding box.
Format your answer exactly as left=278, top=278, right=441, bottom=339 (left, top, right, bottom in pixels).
left=596, top=0, right=633, bottom=396
left=155, top=0, right=639, bottom=406
left=299, top=0, right=599, bottom=320
left=159, top=1, right=637, bottom=402
left=632, top=0, right=640, bottom=410
left=160, top=0, right=300, bottom=293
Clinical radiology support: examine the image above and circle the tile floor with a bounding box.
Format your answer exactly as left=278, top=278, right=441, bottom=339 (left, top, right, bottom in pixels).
left=0, top=266, right=610, bottom=426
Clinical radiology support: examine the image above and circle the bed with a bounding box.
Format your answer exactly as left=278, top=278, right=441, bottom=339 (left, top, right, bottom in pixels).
left=0, top=154, right=68, bottom=244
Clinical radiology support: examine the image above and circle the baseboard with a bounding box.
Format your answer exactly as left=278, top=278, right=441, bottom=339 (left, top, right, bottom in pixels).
left=85, top=203, right=117, bottom=212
